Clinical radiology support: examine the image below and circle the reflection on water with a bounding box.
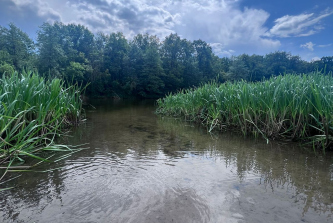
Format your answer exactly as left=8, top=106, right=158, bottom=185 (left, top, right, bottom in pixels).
left=1, top=99, right=332, bottom=223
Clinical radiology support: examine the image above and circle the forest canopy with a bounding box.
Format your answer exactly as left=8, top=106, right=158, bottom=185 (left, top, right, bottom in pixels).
left=0, top=22, right=332, bottom=98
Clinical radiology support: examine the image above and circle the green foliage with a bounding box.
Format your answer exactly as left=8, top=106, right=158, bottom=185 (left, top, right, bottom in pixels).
left=1, top=22, right=333, bottom=99
left=157, top=72, right=333, bottom=151
left=0, top=50, right=12, bottom=65
left=193, top=39, right=214, bottom=80
left=0, top=70, right=83, bottom=168
left=104, top=32, right=129, bottom=81
left=161, top=34, right=198, bottom=91
left=0, top=63, right=14, bottom=76
left=0, top=23, right=35, bottom=71
left=127, top=34, right=165, bottom=97
left=37, top=22, right=67, bottom=77
left=65, top=61, right=92, bottom=84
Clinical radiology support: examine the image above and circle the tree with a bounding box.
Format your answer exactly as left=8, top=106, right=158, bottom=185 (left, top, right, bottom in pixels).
left=37, top=22, right=67, bottom=78
left=193, top=39, right=214, bottom=81
left=0, top=23, right=35, bottom=70
left=103, top=32, right=129, bottom=82
left=128, top=34, right=165, bottom=97
left=0, top=50, right=12, bottom=65
left=264, top=51, right=290, bottom=77
left=320, top=56, right=333, bottom=73
left=179, top=38, right=197, bottom=88
left=0, top=63, right=14, bottom=76
left=161, top=34, right=197, bottom=91
left=61, top=24, right=95, bottom=85
left=37, top=22, right=95, bottom=85
left=160, top=34, right=184, bottom=91
left=226, top=56, right=250, bottom=81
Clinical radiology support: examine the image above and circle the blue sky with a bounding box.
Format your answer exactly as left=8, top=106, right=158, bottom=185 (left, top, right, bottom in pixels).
left=0, top=0, right=332, bottom=61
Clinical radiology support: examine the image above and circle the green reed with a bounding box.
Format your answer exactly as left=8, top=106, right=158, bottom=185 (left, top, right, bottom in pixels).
left=0, top=70, right=84, bottom=174
left=157, top=72, right=333, bottom=151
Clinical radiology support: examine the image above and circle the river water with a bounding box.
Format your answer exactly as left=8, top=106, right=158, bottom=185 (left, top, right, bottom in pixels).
left=1, top=99, right=333, bottom=223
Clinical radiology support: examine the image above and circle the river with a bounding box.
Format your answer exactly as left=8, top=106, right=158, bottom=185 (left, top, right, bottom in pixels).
left=1, top=99, right=332, bottom=223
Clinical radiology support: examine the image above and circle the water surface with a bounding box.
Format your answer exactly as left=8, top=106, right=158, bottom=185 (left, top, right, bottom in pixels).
left=1, top=99, right=333, bottom=223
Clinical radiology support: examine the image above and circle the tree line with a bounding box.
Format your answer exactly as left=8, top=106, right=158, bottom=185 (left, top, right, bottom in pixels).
left=0, top=22, right=332, bottom=98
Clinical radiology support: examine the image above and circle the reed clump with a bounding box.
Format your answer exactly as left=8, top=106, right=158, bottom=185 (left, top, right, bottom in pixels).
left=157, top=72, right=333, bottom=151
left=0, top=70, right=83, bottom=167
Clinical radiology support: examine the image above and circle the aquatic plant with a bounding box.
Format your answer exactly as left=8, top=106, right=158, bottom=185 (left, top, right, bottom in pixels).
left=0, top=70, right=84, bottom=180
left=157, top=72, right=333, bottom=151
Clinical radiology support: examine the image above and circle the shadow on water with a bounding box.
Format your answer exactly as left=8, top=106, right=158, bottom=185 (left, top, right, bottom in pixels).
left=0, top=99, right=332, bottom=222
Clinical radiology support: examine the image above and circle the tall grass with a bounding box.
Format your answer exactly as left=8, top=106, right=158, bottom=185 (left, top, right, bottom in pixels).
left=157, top=72, right=333, bottom=151
left=0, top=70, right=84, bottom=179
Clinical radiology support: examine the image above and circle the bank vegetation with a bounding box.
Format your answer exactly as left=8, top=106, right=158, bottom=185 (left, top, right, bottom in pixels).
left=0, top=70, right=83, bottom=184
left=157, top=72, right=333, bottom=151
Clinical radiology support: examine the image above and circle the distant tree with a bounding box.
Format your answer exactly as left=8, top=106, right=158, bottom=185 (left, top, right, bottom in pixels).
left=140, top=44, right=165, bottom=97
left=103, top=32, right=129, bottom=83
left=320, top=56, right=333, bottom=73
left=65, top=61, right=93, bottom=85
left=264, top=51, right=291, bottom=77
left=287, top=55, right=307, bottom=74
left=0, top=23, right=35, bottom=70
left=0, top=20, right=316, bottom=98
left=61, top=24, right=94, bottom=85
left=247, top=54, right=265, bottom=81
left=129, top=34, right=165, bottom=97
left=37, top=22, right=67, bottom=78
left=226, top=56, right=250, bottom=81
left=212, top=56, right=231, bottom=82
left=37, top=22, right=95, bottom=85
left=85, top=32, right=108, bottom=96
left=193, top=39, right=214, bottom=81
left=161, top=34, right=197, bottom=91
left=127, top=34, right=146, bottom=95
left=160, top=34, right=184, bottom=91
left=179, top=38, right=197, bottom=88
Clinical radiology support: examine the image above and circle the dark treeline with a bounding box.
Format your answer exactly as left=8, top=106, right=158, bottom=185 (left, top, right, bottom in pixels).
left=0, top=22, right=332, bottom=98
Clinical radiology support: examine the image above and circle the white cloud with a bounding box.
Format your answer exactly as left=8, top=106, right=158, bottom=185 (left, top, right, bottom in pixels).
left=9, top=0, right=333, bottom=58
left=266, top=10, right=333, bottom=37
left=210, top=43, right=236, bottom=57
left=21, top=0, right=278, bottom=55
left=62, top=0, right=177, bottom=38
left=311, top=57, right=321, bottom=62
left=301, top=42, right=315, bottom=51
left=12, top=0, right=61, bottom=21
left=166, top=1, right=280, bottom=55
left=318, top=43, right=332, bottom=47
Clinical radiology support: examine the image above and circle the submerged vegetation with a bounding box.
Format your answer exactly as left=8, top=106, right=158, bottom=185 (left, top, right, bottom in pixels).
left=0, top=70, right=83, bottom=182
left=157, top=72, right=333, bottom=151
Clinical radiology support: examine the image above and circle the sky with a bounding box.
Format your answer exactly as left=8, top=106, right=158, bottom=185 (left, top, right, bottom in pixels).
left=0, top=0, right=332, bottom=61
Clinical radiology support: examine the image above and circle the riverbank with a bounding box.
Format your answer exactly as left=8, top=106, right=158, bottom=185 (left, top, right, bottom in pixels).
left=0, top=70, right=84, bottom=183
left=156, top=72, right=333, bottom=151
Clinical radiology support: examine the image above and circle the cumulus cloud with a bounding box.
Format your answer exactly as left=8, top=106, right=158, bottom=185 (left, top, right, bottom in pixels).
left=62, top=0, right=177, bottom=38
left=301, top=42, right=315, bottom=51
left=11, top=0, right=61, bottom=21
left=0, top=0, right=282, bottom=56
left=164, top=0, right=280, bottom=55
left=5, top=0, right=332, bottom=57
left=266, top=9, right=333, bottom=37
left=0, top=0, right=61, bottom=38
left=210, top=43, right=236, bottom=57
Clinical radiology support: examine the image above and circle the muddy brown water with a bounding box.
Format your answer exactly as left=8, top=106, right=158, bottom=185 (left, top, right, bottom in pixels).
left=1, top=99, right=333, bottom=223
